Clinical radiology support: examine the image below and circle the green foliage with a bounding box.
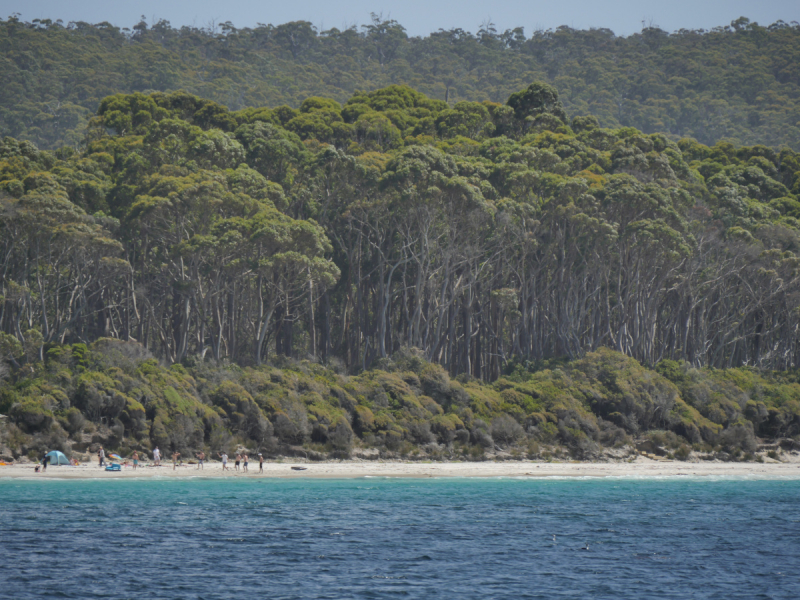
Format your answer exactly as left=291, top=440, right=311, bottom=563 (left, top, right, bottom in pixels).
left=3, top=341, right=793, bottom=457
left=2, top=17, right=800, bottom=151
left=1, top=67, right=800, bottom=462
left=59, top=406, right=85, bottom=436
left=9, top=398, right=54, bottom=432
left=507, top=82, right=568, bottom=132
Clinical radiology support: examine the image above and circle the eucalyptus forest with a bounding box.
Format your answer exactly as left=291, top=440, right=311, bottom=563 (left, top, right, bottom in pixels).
left=1, top=15, right=800, bottom=463
left=1, top=15, right=799, bottom=151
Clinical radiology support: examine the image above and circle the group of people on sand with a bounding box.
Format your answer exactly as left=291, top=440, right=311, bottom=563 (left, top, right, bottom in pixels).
left=217, top=452, right=265, bottom=473
left=38, top=445, right=265, bottom=472
left=86, top=445, right=265, bottom=472
left=218, top=451, right=250, bottom=471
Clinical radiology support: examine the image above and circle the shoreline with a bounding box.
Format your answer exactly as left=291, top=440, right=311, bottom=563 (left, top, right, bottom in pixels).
left=2, top=458, right=800, bottom=480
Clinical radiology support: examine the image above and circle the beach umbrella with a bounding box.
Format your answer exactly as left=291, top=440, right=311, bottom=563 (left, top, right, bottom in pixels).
left=108, top=453, right=122, bottom=461
left=45, top=450, right=71, bottom=465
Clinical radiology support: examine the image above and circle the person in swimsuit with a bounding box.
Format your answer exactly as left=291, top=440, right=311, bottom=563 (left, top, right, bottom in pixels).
left=258, top=453, right=264, bottom=473
left=196, top=451, right=205, bottom=470
left=234, top=453, right=241, bottom=471
left=242, top=453, right=248, bottom=472
left=172, top=451, right=180, bottom=470
left=132, top=450, right=139, bottom=470
left=218, top=452, right=228, bottom=471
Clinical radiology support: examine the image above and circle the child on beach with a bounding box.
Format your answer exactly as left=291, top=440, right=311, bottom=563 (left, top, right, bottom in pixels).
left=218, top=452, right=228, bottom=471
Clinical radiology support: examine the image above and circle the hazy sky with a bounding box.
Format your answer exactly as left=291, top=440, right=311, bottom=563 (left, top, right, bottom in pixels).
left=3, top=1, right=798, bottom=37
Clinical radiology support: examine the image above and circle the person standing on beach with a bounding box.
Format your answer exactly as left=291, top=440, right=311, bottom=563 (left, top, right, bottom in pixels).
left=153, top=446, right=161, bottom=466
left=98, top=446, right=105, bottom=468
left=242, top=453, right=248, bottom=473
left=172, top=451, right=180, bottom=470
left=258, top=453, right=264, bottom=473
left=42, top=454, right=49, bottom=472
left=196, top=451, right=205, bottom=470
left=132, top=450, right=139, bottom=470
left=234, top=453, right=241, bottom=471
left=218, top=452, right=228, bottom=471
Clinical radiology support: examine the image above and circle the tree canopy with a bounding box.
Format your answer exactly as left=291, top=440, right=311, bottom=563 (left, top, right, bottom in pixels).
left=2, top=81, right=800, bottom=462
left=1, top=15, right=799, bottom=150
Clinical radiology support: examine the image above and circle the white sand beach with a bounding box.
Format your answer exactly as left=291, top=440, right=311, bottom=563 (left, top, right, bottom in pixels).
left=2, top=457, right=799, bottom=479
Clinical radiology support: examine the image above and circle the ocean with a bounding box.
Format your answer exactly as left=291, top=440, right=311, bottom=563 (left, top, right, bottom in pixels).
left=1, top=476, right=798, bottom=599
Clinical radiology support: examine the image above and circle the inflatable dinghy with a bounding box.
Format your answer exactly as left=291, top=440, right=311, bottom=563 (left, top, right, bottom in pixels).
left=105, top=463, right=122, bottom=472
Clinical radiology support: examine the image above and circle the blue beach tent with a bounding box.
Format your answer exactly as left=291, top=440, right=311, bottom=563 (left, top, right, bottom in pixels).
left=45, top=450, right=71, bottom=465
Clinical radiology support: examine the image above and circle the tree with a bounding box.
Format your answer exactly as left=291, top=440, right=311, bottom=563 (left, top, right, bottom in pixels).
left=506, top=82, right=568, bottom=134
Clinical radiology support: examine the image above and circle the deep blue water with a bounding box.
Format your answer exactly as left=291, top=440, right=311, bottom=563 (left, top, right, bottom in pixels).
left=1, top=476, right=799, bottom=599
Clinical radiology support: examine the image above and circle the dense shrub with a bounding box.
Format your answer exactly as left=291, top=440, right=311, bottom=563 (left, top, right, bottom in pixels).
left=408, top=422, right=436, bottom=445
left=328, top=418, right=354, bottom=453
left=719, top=422, right=757, bottom=453
left=490, top=415, right=525, bottom=446
left=1, top=342, right=798, bottom=459
left=273, top=413, right=307, bottom=445
left=470, top=421, right=494, bottom=448
left=9, top=400, right=53, bottom=433
left=60, top=407, right=85, bottom=436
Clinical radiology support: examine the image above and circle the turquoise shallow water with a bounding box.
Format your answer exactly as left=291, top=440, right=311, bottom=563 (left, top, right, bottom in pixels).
left=1, top=476, right=799, bottom=599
